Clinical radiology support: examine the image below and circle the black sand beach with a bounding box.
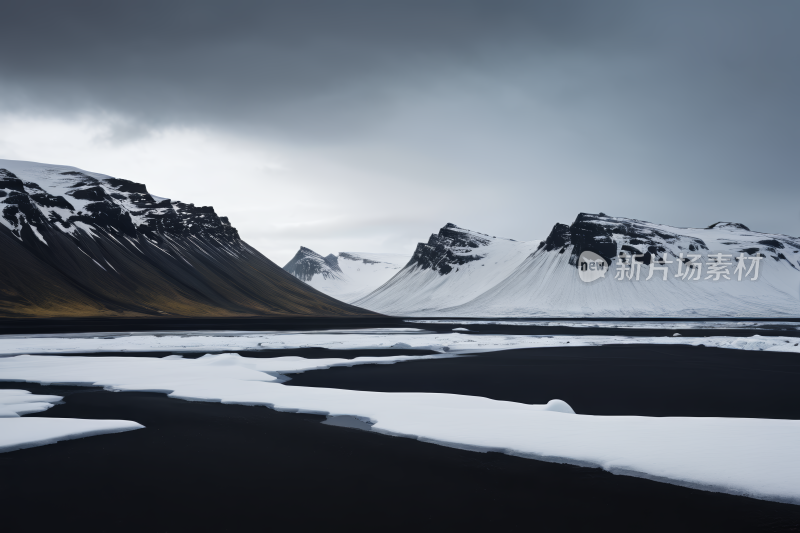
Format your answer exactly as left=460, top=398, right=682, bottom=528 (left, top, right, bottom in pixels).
left=3, top=343, right=800, bottom=532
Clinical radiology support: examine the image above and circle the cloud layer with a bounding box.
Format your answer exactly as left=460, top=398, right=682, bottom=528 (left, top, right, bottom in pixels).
left=1, top=1, right=798, bottom=264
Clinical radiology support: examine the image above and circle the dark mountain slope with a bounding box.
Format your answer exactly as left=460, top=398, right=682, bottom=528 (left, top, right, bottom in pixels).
left=0, top=159, right=373, bottom=318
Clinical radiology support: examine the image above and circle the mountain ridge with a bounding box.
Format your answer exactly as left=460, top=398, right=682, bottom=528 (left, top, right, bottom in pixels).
left=352, top=215, right=800, bottom=317
left=0, top=159, right=374, bottom=318
left=440, top=213, right=800, bottom=317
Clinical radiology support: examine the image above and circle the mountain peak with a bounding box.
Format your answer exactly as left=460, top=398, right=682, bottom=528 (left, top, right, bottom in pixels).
left=0, top=159, right=243, bottom=244
left=707, top=221, right=751, bottom=231
left=284, top=248, right=412, bottom=303
left=407, top=223, right=497, bottom=275
left=353, top=223, right=542, bottom=314
left=283, top=246, right=343, bottom=282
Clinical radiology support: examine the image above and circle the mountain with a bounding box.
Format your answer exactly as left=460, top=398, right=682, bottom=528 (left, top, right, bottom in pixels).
left=440, top=213, right=800, bottom=317
left=283, top=247, right=410, bottom=303
left=0, top=159, right=374, bottom=318
left=353, top=223, right=542, bottom=315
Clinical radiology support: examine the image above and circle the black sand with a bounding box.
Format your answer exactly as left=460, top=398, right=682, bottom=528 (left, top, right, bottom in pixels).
left=3, top=343, right=800, bottom=531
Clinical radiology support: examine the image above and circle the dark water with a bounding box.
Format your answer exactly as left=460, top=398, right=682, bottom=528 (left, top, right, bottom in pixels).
left=287, top=343, right=800, bottom=419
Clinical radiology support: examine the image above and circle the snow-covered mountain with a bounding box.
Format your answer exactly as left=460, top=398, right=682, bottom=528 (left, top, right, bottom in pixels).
left=283, top=247, right=410, bottom=303
left=353, top=223, right=542, bottom=314
left=0, top=159, right=372, bottom=318
left=410, top=214, right=800, bottom=317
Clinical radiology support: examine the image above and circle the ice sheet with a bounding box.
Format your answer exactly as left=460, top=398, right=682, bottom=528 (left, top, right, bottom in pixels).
left=0, top=389, right=62, bottom=417
left=1, top=329, right=799, bottom=357
left=0, top=388, right=143, bottom=453
left=2, top=349, right=799, bottom=504
left=0, top=417, right=144, bottom=453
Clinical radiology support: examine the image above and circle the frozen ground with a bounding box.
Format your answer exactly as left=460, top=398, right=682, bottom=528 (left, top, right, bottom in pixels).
left=1, top=328, right=800, bottom=504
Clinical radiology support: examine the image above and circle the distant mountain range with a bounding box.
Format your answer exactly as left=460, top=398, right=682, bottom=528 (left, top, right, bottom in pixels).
left=0, top=159, right=372, bottom=318
left=283, top=247, right=410, bottom=303
left=6, top=157, right=798, bottom=319
left=351, top=216, right=800, bottom=317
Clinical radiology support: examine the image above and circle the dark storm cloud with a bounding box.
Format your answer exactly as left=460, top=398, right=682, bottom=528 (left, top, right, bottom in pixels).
left=1, top=0, right=799, bottom=240
left=0, top=0, right=622, bottom=138
left=2, top=1, right=797, bottom=143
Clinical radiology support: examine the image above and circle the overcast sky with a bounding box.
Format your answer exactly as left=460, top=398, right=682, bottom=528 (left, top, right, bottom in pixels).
left=1, top=1, right=798, bottom=265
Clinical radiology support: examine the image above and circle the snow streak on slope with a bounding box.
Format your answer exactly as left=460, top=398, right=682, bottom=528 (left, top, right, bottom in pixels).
left=284, top=248, right=411, bottom=303
left=443, top=213, right=800, bottom=317
left=354, top=223, right=541, bottom=314
left=2, top=348, right=800, bottom=504
left=0, top=159, right=371, bottom=318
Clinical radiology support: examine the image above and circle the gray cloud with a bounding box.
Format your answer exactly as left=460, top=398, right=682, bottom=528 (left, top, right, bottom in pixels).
left=0, top=1, right=619, bottom=134
left=1, top=0, right=798, bottom=259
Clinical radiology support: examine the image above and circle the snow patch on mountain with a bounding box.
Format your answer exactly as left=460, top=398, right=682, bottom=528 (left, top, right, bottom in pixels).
left=442, top=213, right=800, bottom=317
left=0, top=159, right=238, bottom=244
left=353, top=223, right=541, bottom=314
left=284, top=248, right=411, bottom=302
left=354, top=215, right=800, bottom=317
